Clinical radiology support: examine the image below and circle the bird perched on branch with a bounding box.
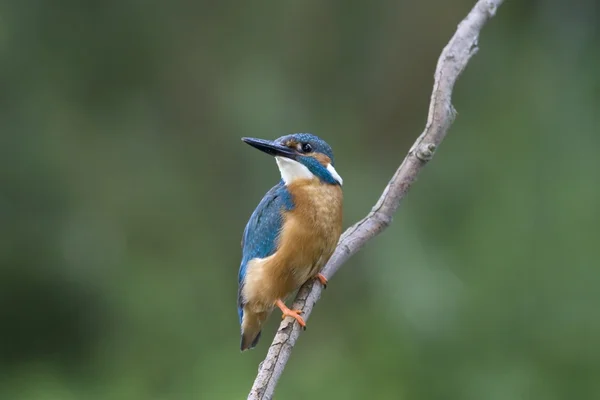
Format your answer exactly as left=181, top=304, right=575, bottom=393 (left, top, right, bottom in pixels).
left=238, top=133, right=344, bottom=351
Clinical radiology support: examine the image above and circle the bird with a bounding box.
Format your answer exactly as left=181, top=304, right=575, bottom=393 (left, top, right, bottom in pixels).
left=237, top=133, right=344, bottom=351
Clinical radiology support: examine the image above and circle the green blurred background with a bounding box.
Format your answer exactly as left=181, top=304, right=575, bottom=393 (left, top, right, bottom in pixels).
left=1, top=0, right=599, bottom=399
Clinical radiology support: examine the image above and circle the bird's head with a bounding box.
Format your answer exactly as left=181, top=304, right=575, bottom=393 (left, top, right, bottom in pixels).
left=242, top=133, right=342, bottom=186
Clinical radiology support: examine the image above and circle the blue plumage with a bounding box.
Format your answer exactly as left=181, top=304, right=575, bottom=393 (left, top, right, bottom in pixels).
left=299, top=156, right=338, bottom=185
left=238, top=182, right=294, bottom=323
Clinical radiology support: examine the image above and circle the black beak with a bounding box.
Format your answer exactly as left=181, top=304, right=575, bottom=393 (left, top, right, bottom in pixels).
left=242, top=137, right=297, bottom=159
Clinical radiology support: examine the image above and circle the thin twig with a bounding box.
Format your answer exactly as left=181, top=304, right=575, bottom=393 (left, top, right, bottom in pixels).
left=248, top=1, right=505, bottom=398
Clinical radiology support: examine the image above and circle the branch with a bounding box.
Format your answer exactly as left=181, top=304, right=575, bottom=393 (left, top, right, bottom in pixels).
left=248, top=1, right=505, bottom=398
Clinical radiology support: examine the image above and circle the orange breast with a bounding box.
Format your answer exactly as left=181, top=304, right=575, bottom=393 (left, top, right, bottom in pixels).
left=272, top=178, right=343, bottom=294
left=241, top=178, right=343, bottom=311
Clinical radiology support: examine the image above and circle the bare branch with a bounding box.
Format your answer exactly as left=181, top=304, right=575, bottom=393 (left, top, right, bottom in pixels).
left=248, top=1, right=505, bottom=398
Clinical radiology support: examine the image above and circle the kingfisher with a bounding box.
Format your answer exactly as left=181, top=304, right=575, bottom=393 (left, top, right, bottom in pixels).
left=238, top=133, right=344, bottom=351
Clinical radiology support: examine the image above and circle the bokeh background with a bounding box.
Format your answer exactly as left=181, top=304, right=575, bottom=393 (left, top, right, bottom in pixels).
left=1, top=0, right=599, bottom=399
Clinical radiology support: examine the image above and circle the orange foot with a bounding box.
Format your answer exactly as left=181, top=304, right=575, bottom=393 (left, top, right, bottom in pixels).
left=316, top=273, right=328, bottom=289
left=275, top=299, right=306, bottom=330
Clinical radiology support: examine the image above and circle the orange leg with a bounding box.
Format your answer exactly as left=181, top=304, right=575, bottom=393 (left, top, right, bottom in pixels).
left=275, top=299, right=306, bottom=330
left=316, top=273, right=328, bottom=289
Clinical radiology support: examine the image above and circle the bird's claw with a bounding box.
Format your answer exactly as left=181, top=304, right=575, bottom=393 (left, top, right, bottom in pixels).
left=316, top=273, right=328, bottom=289
left=281, top=309, right=306, bottom=329
left=276, top=299, right=307, bottom=330
left=280, top=309, right=303, bottom=319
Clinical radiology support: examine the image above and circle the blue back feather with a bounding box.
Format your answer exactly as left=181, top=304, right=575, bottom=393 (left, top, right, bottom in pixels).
left=238, top=182, right=294, bottom=323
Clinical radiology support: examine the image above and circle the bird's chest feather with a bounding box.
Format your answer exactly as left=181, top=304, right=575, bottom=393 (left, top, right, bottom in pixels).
left=276, top=180, right=343, bottom=287
left=242, top=179, right=342, bottom=307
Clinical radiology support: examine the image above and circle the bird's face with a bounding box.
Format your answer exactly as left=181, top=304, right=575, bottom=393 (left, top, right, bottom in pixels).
left=242, top=133, right=343, bottom=186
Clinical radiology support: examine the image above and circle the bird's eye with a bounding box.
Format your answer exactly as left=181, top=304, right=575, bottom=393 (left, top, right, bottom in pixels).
left=301, top=143, right=313, bottom=153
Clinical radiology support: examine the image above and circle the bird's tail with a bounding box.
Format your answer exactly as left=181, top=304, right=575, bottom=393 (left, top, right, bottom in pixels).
left=240, top=310, right=269, bottom=351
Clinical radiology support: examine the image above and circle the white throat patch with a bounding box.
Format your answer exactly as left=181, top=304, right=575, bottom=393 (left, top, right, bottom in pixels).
left=275, top=157, right=344, bottom=186
left=275, top=157, right=314, bottom=184
left=327, top=163, right=343, bottom=186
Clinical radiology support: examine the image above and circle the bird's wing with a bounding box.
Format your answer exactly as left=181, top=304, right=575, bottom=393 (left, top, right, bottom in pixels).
left=238, top=182, right=293, bottom=321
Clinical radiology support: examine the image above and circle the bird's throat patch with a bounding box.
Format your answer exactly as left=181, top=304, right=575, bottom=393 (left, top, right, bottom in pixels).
left=275, top=157, right=314, bottom=184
